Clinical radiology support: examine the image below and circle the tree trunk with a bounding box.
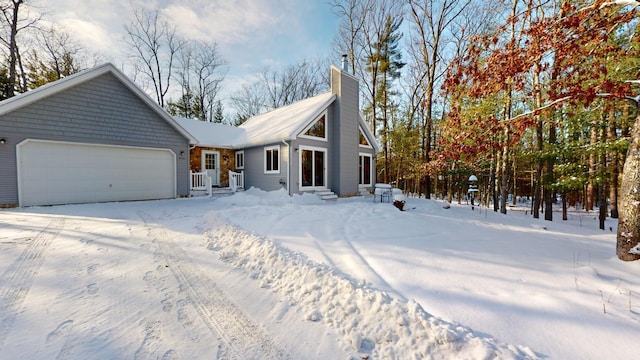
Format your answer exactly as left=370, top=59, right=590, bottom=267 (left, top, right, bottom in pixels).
left=544, top=120, right=556, bottom=221
left=599, top=113, right=608, bottom=231
left=6, top=0, right=23, bottom=98
left=447, top=172, right=453, bottom=204
left=616, top=113, right=640, bottom=261
left=562, top=191, right=568, bottom=221
left=608, top=105, right=623, bottom=219
left=610, top=156, right=620, bottom=219
left=586, top=119, right=598, bottom=211
left=512, top=158, right=517, bottom=206
left=493, top=148, right=500, bottom=212
left=424, top=86, right=433, bottom=199
left=532, top=62, right=543, bottom=219
left=599, top=185, right=607, bottom=231
left=500, top=127, right=509, bottom=214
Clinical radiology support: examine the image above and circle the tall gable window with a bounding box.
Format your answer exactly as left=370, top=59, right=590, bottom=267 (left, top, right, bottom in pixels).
left=359, top=126, right=372, bottom=147
left=301, top=113, right=327, bottom=140
left=264, top=145, right=280, bottom=174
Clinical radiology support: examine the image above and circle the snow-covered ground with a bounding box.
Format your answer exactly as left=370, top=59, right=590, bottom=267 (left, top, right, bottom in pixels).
left=0, top=188, right=638, bottom=359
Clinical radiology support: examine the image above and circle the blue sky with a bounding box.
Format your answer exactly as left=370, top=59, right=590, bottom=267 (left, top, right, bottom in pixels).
left=44, top=0, right=341, bottom=104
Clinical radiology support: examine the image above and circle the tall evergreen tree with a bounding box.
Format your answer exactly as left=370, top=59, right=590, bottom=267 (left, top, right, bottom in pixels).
left=213, top=100, right=224, bottom=123
left=366, top=14, right=405, bottom=183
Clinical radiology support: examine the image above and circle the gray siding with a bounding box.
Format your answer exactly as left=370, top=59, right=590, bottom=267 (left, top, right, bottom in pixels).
left=0, top=72, right=190, bottom=206
left=242, top=143, right=288, bottom=192
left=236, top=66, right=374, bottom=197
left=330, top=67, right=360, bottom=196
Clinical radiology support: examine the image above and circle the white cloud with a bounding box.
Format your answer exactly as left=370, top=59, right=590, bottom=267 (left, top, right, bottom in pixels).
left=161, top=0, right=298, bottom=45
left=57, top=18, right=116, bottom=53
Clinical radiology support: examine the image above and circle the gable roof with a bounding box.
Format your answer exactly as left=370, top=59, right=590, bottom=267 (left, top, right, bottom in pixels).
left=173, top=117, right=245, bottom=148
left=238, top=92, right=336, bottom=147
left=0, top=63, right=196, bottom=143
left=174, top=93, right=336, bottom=148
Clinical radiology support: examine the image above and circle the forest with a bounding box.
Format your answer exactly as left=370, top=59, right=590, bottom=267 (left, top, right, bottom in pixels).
left=329, top=0, right=640, bottom=262
left=1, top=0, right=639, bottom=261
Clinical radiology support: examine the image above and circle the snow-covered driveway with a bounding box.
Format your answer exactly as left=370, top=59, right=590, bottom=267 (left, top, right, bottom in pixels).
left=0, top=201, right=339, bottom=359
left=1, top=190, right=638, bottom=359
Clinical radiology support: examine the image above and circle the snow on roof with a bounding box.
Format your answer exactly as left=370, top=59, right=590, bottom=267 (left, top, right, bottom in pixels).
left=238, top=92, right=336, bottom=147
left=173, top=117, right=246, bottom=148
left=174, top=92, right=336, bottom=148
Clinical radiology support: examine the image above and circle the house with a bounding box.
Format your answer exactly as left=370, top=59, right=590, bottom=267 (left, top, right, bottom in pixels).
left=0, top=63, right=193, bottom=207
left=175, top=64, right=379, bottom=198
left=0, top=62, right=378, bottom=207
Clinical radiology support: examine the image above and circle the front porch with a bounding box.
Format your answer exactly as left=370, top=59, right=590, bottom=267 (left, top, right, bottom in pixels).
left=190, top=170, right=244, bottom=197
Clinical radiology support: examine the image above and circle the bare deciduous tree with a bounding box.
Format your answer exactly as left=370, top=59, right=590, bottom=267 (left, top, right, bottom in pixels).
left=255, top=59, right=327, bottom=109
left=406, top=0, right=478, bottom=198
left=0, top=0, right=40, bottom=97
left=330, top=0, right=373, bottom=76
left=124, top=7, right=185, bottom=107
left=230, top=59, right=328, bottom=124
left=26, top=25, right=95, bottom=88
left=230, top=82, right=268, bottom=125
left=172, top=40, right=227, bottom=121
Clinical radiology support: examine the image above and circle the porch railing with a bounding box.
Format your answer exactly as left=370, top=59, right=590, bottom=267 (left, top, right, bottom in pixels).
left=229, top=170, right=244, bottom=192
left=190, top=172, right=211, bottom=195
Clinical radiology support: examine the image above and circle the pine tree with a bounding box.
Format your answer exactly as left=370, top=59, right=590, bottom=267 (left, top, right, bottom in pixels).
left=365, top=14, right=405, bottom=183
left=213, top=100, right=224, bottom=123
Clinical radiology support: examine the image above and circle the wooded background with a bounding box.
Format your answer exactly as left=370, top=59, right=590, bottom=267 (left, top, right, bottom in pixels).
left=2, top=0, right=639, bottom=260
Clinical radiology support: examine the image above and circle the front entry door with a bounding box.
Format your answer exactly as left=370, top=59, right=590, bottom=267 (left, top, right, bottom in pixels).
left=300, top=146, right=326, bottom=189
left=202, top=151, right=220, bottom=186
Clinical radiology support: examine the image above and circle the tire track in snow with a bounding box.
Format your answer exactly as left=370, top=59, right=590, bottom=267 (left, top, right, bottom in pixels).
left=0, top=217, right=65, bottom=346
left=309, top=206, right=399, bottom=296
left=342, top=207, right=401, bottom=298
left=138, top=211, right=290, bottom=360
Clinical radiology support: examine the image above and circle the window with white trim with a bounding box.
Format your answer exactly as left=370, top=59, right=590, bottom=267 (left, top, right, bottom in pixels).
left=235, top=151, right=244, bottom=170
left=359, top=153, right=372, bottom=186
left=300, top=146, right=326, bottom=188
left=300, top=113, right=327, bottom=140
left=264, top=145, right=280, bottom=174
left=359, top=126, right=372, bottom=147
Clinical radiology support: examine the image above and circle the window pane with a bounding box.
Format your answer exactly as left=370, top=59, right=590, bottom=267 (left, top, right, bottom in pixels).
left=266, top=150, right=272, bottom=171
left=302, top=150, right=312, bottom=186
left=359, top=155, right=371, bottom=185
left=272, top=149, right=278, bottom=171
left=364, top=156, right=371, bottom=185
left=236, top=152, right=243, bottom=168
left=205, top=154, right=216, bottom=169
left=314, top=151, right=324, bottom=187
left=360, top=129, right=370, bottom=146
left=304, top=115, right=325, bottom=138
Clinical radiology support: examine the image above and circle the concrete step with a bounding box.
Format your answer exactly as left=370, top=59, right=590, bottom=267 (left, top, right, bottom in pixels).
left=315, top=190, right=338, bottom=201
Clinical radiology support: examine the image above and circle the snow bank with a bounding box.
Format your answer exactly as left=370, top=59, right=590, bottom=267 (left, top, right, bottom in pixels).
left=201, top=216, right=537, bottom=359
left=217, top=187, right=323, bottom=206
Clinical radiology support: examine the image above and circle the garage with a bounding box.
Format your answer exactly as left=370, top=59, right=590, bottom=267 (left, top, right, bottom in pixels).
left=17, top=140, right=176, bottom=206
left=0, top=63, right=194, bottom=207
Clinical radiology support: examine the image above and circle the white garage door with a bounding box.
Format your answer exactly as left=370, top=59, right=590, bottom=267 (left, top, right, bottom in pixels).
left=17, top=140, right=176, bottom=206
